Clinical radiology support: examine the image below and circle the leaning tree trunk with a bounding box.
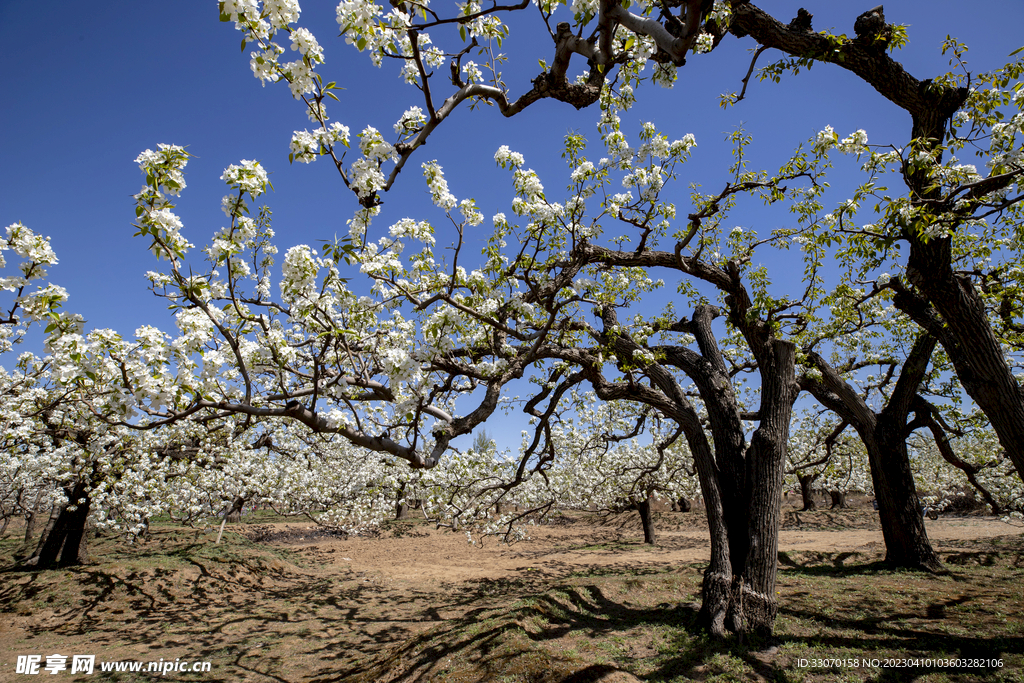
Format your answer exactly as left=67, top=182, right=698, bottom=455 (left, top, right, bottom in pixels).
left=898, top=103, right=1024, bottom=485
left=902, top=237, right=1024, bottom=485
left=691, top=435, right=735, bottom=639
left=23, top=482, right=91, bottom=568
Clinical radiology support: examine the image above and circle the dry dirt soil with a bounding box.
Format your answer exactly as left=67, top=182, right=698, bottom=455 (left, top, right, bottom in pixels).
left=1, top=504, right=1022, bottom=682
left=275, top=506, right=1016, bottom=585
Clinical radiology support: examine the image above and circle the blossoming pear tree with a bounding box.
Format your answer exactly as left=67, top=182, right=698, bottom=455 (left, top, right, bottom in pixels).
left=909, top=427, right=1024, bottom=518
left=5, top=0, right=1021, bottom=642
left=0, top=224, right=68, bottom=540
left=8, top=317, right=258, bottom=567
left=540, top=392, right=698, bottom=544
left=127, top=96, right=876, bottom=635
left=216, top=0, right=1024, bottom=486
left=126, top=87, right=1015, bottom=630
left=0, top=223, right=73, bottom=349
left=130, top=144, right=519, bottom=470
left=785, top=410, right=872, bottom=512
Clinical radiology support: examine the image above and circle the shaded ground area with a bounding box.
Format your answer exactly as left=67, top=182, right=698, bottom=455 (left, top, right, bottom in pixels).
left=0, top=507, right=1022, bottom=682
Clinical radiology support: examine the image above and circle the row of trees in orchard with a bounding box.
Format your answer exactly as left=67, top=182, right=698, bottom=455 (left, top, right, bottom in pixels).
left=2, top=0, right=1023, bottom=641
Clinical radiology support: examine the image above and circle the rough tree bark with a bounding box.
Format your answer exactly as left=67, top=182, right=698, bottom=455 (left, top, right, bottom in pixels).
left=578, top=299, right=797, bottom=639
left=735, top=338, right=795, bottom=635
left=691, top=337, right=795, bottom=638
left=867, top=410, right=940, bottom=570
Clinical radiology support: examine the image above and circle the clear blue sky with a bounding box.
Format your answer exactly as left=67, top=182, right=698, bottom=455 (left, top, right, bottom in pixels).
left=1, top=1, right=1021, bottom=448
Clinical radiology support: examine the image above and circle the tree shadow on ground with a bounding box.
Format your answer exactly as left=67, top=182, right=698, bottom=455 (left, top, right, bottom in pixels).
left=2, top=530, right=1020, bottom=682
left=0, top=531, right=468, bottom=682
left=318, top=578, right=702, bottom=683
left=333, top=543, right=1024, bottom=683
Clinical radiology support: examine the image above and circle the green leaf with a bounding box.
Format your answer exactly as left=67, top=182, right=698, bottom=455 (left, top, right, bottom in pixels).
left=459, top=25, right=467, bottom=42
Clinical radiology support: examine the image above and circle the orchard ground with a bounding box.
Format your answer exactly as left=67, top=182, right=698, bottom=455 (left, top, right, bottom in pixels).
left=1, top=501, right=1022, bottom=682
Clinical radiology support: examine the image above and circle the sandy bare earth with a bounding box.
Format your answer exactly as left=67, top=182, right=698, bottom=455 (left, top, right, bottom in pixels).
left=1, top=506, right=1020, bottom=683
left=264, top=509, right=1024, bottom=588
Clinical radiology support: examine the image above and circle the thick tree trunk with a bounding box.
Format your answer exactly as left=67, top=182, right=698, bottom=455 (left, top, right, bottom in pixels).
left=590, top=291, right=796, bottom=638
left=23, top=483, right=91, bottom=568
left=24, top=504, right=61, bottom=561
left=635, top=492, right=657, bottom=545
left=738, top=340, right=795, bottom=637
left=395, top=484, right=410, bottom=520
left=688, top=428, right=735, bottom=639
left=829, top=491, right=847, bottom=509
left=60, top=502, right=91, bottom=566
left=694, top=340, right=795, bottom=639
left=865, top=419, right=942, bottom=571
left=901, top=239, right=1024, bottom=484
left=797, top=473, right=818, bottom=511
